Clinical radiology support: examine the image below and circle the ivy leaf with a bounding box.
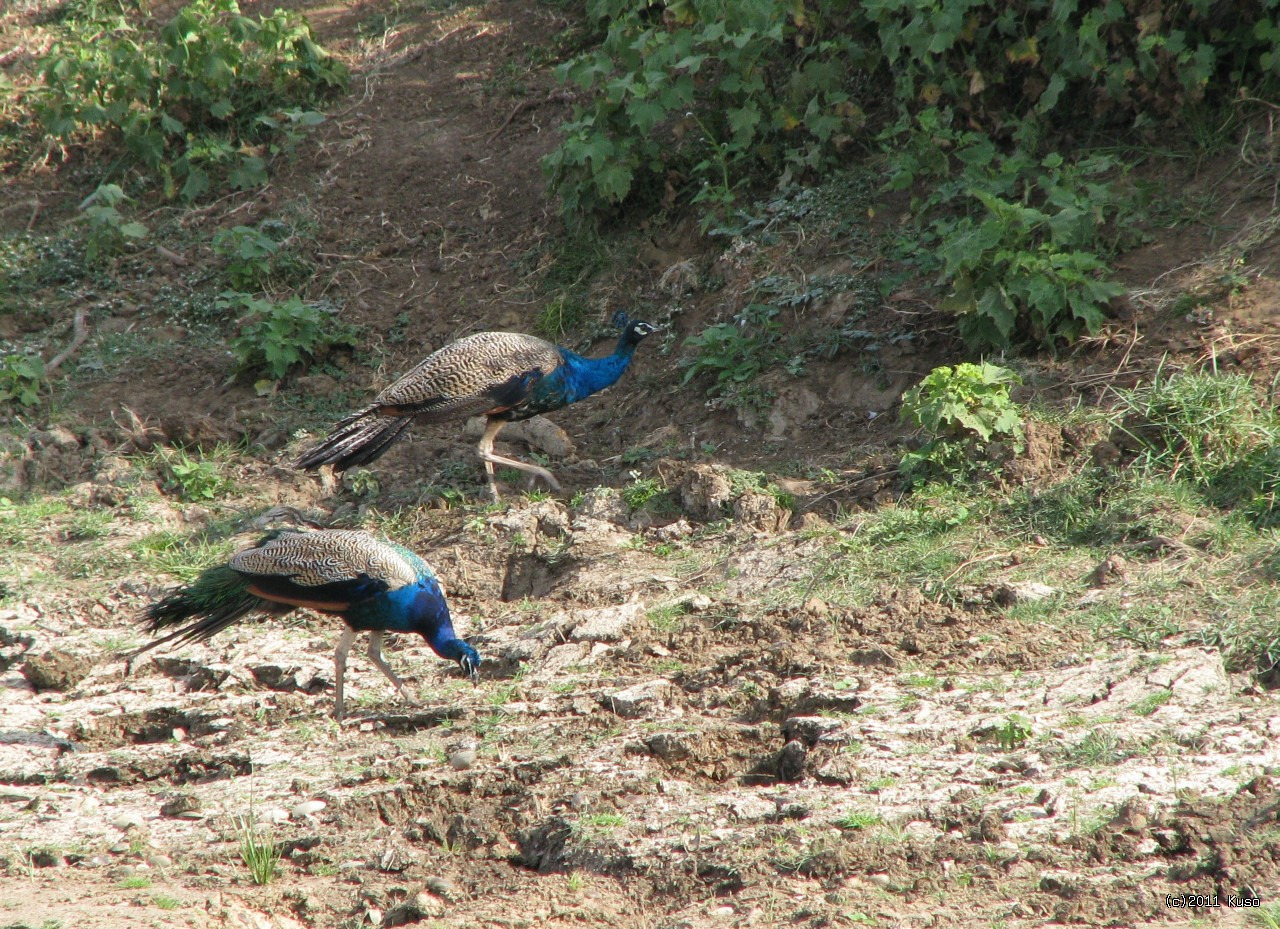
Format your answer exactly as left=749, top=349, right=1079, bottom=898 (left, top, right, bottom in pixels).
left=727, top=104, right=761, bottom=143
left=594, top=162, right=633, bottom=202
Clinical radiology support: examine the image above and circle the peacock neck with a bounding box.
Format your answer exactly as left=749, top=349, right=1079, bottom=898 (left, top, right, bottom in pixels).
left=559, top=336, right=637, bottom=402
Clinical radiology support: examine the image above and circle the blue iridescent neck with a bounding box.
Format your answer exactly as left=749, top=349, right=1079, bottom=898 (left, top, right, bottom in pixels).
left=557, top=333, right=639, bottom=403
left=407, top=584, right=465, bottom=658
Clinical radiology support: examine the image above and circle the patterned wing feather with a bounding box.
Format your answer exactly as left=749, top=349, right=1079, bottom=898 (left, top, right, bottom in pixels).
left=373, top=332, right=561, bottom=414
left=231, top=529, right=421, bottom=592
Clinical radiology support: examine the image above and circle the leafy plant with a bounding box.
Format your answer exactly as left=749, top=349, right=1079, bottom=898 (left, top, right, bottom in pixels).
left=934, top=187, right=1127, bottom=350
left=899, top=362, right=1025, bottom=484
left=232, top=812, right=280, bottom=885
left=222, top=292, right=356, bottom=381
left=151, top=447, right=228, bottom=501
left=543, top=0, right=863, bottom=225
left=681, top=303, right=787, bottom=415
left=35, top=0, right=347, bottom=200
left=993, top=714, right=1033, bottom=750
left=80, top=184, right=147, bottom=264
left=0, top=354, right=46, bottom=409
left=621, top=474, right=667, bottom=511
left=212, top=223, right=281, bottom=289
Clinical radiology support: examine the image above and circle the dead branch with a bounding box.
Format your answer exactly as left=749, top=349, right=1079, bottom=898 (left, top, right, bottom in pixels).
left=44, top=304, right=90, bottom=377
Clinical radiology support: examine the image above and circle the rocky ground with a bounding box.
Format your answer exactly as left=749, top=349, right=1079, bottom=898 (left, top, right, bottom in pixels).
left=2, top=1, right=1280, bottom=927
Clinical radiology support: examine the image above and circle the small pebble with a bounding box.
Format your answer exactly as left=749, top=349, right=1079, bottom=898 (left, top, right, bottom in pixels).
left=447, top=749, right=477, bottom=771
left=425, top=876, right=461, bottom=900
left=410, top=890, right=446, bottom=917
left=291, top=799, right=326, bottom=819
left=112, top=812, right=143, bottom=830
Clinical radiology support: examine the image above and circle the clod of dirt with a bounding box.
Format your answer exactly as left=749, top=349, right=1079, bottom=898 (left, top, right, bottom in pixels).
left=776, top=739, right=808, bottom=781
left=733, top=490, right=790, bottom=532
left=601, top=678, right=673, bottom=717
left=569, top=602, right=642, bottom=642
left=993, top=580, right=1057, bottom=605
left=159, top=793, right=202, bottom=818
left=678, top=463, right=733, bottom=518
left=21, top=648, right=93, bottom=692
left=250, top=663, right=328, bottom=693
left=572, top=487, right=629, bottom=524
left=152, top=656, right=231, bottom=692
left=515, top=816, right=573, bottom=872
left=384, top=888, right=447, bottom=925
left=771, top=678, right=861, bottom=716
left=0, top=621, right=34, bottom=673
left=1088, top=553, right=1128, bottom=586
left=642, top=732, right=691, bottom=760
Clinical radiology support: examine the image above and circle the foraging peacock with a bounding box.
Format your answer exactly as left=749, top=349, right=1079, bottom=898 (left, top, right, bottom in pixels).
left=295, top=311, right=660, bottom=498
left=127, top=529, right=479, bottom=720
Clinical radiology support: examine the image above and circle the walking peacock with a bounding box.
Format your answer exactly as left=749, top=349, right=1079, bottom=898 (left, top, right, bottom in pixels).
left=126, top=528, right=479, bottom=720
left=295, top=311, right=660, bottom=499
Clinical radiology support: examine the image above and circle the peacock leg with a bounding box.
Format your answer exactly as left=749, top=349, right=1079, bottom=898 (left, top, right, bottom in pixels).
left=333, top=626, right=358, bottom=722
left=366, top=630, right=408, bottom=703
left=476, top=417, right=561, bottom=495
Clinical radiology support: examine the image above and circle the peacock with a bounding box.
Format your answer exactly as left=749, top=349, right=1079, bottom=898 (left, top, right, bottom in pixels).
left=295, top=311, right=660, bottom=499
left=126, top=528, right=480, bottom=720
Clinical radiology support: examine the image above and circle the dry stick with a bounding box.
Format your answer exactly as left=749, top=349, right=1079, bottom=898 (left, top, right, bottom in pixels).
left=484, top=92, right=573, bottom=144
left=154, top=244, right=189, bottom=266
left=44, top=305, right=90, bottom=377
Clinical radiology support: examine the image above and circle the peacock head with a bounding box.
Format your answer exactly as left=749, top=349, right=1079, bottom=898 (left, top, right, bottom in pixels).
left=611, top=310, right=661, bottom=347
left=438, top=638, right=482, bottom=684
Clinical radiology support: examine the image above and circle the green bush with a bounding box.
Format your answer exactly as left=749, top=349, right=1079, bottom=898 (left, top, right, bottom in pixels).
left=899, top=362, right=1025, bottom=484
left=80, top=183, right=147, bottom=264
left=867, top=1, right=1280, bottom=351
left=0, top=354, right=46, bottom=409
left=543, top=0, right=863, bottom=226
left=222, top=292, right=356, bottom=380
left=861, top=0, right=1280, bottom=137
left=151, top=446, right=228, bottom=501
left=211, top=220, right=311, bottom=290
left=35, top=0, right=347, bottom=199
left=681, top=303, right=787, bottom=414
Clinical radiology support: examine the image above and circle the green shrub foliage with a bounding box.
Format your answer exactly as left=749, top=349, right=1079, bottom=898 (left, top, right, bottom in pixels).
left=547, top=0, right=1280, bottom=351
left=36, top=0, right=347, bottom=199
left=542, top=0, right=865, bottom=225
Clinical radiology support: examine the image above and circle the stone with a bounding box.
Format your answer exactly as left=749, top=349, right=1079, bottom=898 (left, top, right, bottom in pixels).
left=291, top=800, right=326, bottom=819
left=406, top=889, right=447, bottom=918
left=733, top=492, right=789, bottom=532
left=160, top=794, right=201, bottom=818
left=573, top=488, right=629, bottom=524
left=994, top=581, right=1057, bottom=605
left=112, top=812, right=144, bottom=830
left=602, top=679, right=673, bottom=718
left=570, top=602, right=642, bottom=642
left=425, top=875, right=462, bottom=900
